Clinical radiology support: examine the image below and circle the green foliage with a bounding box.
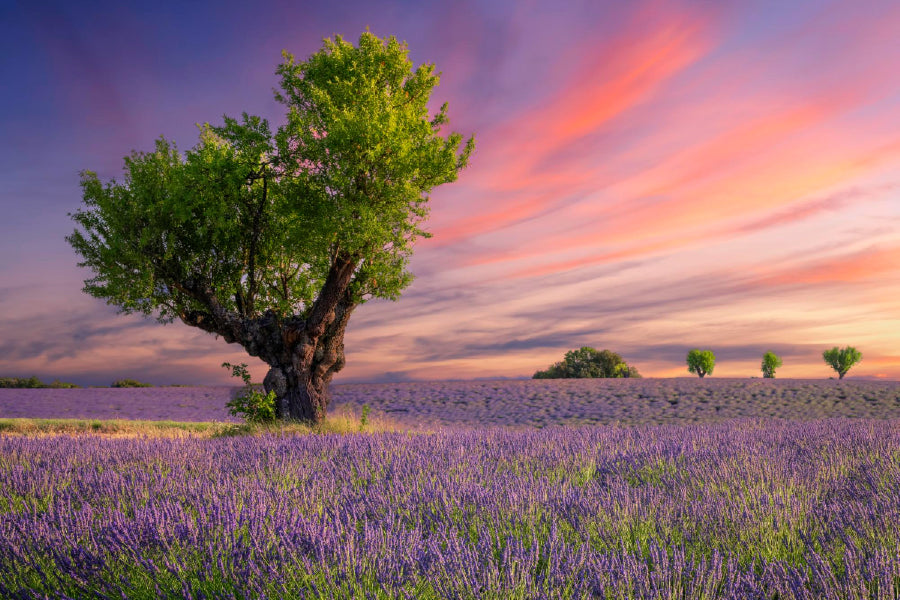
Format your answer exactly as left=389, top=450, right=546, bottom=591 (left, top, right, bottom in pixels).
left=686, top=349, right=715, bottom=378
left=761, top=352, right=783, bottom=378
left=0, top=376, right=80, bottom=389
left=359, top=405, right=370, bottom=432
left=222, top=362, right=253, bottom=386
left=222, top=362, right=276, bottom=423
left=110, top=379, right=154, bottom=388
left=533, top=347, right=641, bottom=379
left=67, top=31, right=474, bottom=326
left=0, top=376, right=43, bottom=388
left=823, top=346, right=862, bottom=379
left=47, top=380, right=80, bottom=389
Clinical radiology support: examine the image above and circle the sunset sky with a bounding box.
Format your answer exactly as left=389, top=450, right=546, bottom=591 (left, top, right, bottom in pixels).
left=1, top=0, right=898, bottom=386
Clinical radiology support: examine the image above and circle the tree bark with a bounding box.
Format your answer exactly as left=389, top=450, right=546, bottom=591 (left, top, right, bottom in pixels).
left=260, top=256, right=358, bottom=423
left=263, top=365, right=329, bottom=422
left=262, top=297, right=355, bottom=422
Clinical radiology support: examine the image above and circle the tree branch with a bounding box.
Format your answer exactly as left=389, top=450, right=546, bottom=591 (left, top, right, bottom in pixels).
left=177, top=278, right=245, bottom=344
left=244, top=169, right=268, bottom=316
left=304, top=252, right=357, bottom=338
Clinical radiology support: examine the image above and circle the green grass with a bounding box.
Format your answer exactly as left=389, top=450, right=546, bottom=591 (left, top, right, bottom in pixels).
left=0, top=408, right=401, bottom=438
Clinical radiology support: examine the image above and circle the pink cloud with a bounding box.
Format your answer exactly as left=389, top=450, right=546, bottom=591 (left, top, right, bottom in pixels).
left=428, top=2, right=719, bottom=245
left=754, top=245, right=900, bottom=288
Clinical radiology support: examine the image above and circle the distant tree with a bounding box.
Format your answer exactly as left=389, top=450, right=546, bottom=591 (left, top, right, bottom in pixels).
left=533, top=347, right=641, bottom=379
left=823, top=346, right=861, bottom=379
left=66, top=32, right=474, bottom=423
left=686, top=349, right=715, bottom=378
left=761, top=351, right=783, bottom=378
left=111, top=379, right=154, bottom=388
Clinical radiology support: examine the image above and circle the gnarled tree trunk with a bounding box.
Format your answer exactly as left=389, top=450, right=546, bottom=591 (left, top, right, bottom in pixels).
left=178, top=253, right=359, bottom=425
left=262, top=293, right=355, bottom=422
left=249, top=255, right=358, bottom=423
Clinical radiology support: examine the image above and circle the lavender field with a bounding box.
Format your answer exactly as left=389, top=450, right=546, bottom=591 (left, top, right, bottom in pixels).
left=2, top=378, right=900, bottom=427
left=2, top=420, right=900, bottom=598
left=3, top=380, right=900, bottom=598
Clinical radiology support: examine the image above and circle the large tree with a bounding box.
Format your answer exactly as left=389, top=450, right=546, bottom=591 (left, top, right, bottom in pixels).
left=67, top=32, right=474, bottom=423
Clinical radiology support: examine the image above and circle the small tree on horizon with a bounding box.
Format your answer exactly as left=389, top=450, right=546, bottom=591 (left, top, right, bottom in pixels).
left=686, top=349, right=715, bottom=378
left=823, top=346, right=861, bottom=379
left=761, top=351, right=783, bottom=378
left=66, top=32, right=474, bottom=423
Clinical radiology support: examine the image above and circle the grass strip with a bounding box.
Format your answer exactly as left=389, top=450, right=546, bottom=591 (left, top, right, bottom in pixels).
left=0, top=410, right=402, bottom=438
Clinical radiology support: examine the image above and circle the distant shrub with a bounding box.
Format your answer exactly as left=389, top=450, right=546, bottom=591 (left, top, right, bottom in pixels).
left=533, top=347, right=641, bottom=379
left=13, top=376, right=41, bottom=388
left=686, top=349, right=715, bottom=378
left=823, top=346, right=861, bottom=380
left=222, top=362, right=276, bottom=423
left=761, top=352, right=783, bottom=379
left=110, top=379, right=154, bottom=388
left=0, top=376, right=80, bottom=388
left=47, top=380, right=81, bottom=389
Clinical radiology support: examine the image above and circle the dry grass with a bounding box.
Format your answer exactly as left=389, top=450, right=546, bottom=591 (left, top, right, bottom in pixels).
left=0, top=406, right=404, bottom=438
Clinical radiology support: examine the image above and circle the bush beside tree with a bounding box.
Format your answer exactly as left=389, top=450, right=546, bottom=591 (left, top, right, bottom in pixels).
left=533, top=347, right=641, bottom=379
left=222, top=362, right=276, bottom=423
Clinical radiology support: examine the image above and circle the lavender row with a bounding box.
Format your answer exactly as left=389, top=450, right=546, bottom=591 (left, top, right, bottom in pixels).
left=2, top=378, right=899, bottom=426
left=332, top=378, right=900, bottom=428
left=0, top=386, right=241, bottom=422
left=2, top=419, right=899, bottom=598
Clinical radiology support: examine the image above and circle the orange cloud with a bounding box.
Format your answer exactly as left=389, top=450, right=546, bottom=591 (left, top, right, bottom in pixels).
left=756, top=245, right=900, bottom=288
left=862, top=356, right=900, bottom=367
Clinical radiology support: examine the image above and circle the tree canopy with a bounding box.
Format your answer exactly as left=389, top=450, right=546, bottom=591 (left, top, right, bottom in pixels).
left=761, top=351, right=783, bottom=378
left=67, top=32, right=474, bottom=422
left=686, top=349, right=715, bottom=378
left=533, top=347, right=641, bottom=379
left=69, top=33, right=473, bottom=327
left=823, top=346, right=861, bottom=379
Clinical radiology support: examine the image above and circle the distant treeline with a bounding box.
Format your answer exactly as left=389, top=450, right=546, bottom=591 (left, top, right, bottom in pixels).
left=0, top=376, right=80, bottom=389
left=0, top=377, right=183, bottom=389
left=535, top=346, right=863, bottom=379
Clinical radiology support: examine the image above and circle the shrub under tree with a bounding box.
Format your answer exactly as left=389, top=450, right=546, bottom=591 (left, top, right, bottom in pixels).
left=66, top=32, right=474, bottom=423
left=686, top=349, right=715, bottom=378
left=823, top=346, right=861, bottom=379
left=533, top=347, right=641, bottom=379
